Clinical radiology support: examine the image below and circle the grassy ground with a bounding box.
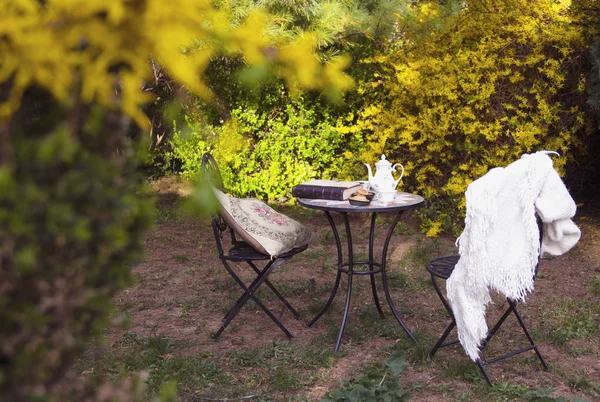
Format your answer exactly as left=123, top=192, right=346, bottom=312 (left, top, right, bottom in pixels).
left=73, top=181, right=600, bottom=401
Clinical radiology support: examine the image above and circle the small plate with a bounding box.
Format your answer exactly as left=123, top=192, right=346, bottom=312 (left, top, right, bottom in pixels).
left=352, top=191, right=375, bottom=201
left=349, top=197, right=371, bottom=206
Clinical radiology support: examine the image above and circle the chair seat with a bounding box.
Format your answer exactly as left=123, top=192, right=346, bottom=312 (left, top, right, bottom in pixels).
left=227, top=243, right=308, bottom=261
left=227, top=243, right=271, bottom=261
left=425, top=254, right=459, bottom=280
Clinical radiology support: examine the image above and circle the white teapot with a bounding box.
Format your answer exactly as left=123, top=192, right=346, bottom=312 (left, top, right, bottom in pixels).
left=364, top=154, right=404, bottom=193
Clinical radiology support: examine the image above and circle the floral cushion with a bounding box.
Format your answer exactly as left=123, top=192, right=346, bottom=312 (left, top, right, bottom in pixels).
left=214, top=189, right=311, bottom=256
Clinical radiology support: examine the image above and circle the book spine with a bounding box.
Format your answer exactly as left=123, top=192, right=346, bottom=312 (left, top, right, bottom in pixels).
left=292, top=185, right=345, bottom=201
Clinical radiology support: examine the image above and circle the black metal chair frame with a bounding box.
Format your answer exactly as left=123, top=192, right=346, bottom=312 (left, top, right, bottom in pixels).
left=201, top=153, right=306, bottom=339
left=425, top=220, right=549, bottom=384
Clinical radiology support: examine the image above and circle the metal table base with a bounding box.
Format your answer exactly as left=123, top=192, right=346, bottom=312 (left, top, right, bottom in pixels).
left=298, top=194, right=424, bottom=353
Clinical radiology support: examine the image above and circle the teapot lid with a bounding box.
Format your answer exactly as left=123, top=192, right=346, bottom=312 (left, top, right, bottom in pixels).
left=375, top=154, right=392, bottom=168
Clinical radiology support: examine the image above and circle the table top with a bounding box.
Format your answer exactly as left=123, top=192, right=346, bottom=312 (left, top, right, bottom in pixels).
left=297, top=192, right=424, bottom=213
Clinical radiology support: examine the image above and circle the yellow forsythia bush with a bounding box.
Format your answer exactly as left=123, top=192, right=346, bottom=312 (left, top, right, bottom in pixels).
left=345, top=0, right=593, bottom=235
left=0, top=0, right=353, bottom=126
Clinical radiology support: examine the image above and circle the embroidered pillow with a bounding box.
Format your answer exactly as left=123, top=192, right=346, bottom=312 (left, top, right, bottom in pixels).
left=214, top=189, right=311, bottom=256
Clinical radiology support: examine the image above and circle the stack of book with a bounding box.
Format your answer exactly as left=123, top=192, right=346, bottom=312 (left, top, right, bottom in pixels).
left=292, top=180, right=362, bottom=201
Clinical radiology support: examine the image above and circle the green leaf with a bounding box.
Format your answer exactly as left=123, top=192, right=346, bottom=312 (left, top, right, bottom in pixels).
left=524, top=387, right=552, bottom=397
left=348, top=384, right=375, bottom=402
left=384, top=351, right=407, bottom=374
left=333, top=389, right=347, bottom=400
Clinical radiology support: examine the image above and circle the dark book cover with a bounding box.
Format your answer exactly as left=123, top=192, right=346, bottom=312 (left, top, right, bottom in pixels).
left=292, top=180, right=361, bottom=201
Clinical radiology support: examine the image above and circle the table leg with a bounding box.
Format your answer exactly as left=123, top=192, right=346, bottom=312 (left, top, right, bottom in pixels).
left=381, top=210, right=418, bottom=343
left=307, top=211, right=343, bottom=327
left=310, top=209, right=417, bottom=351
left=334, top=212, right=354, bottom=353
left=369, top=212, right=384, bottom=316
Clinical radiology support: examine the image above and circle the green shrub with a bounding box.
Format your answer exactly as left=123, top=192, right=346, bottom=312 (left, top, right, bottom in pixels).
left=170, top=98, right=363, bottom=201
left=0, top=94, right=154, bottom=399
left=168, top=114, right=218, bottom=178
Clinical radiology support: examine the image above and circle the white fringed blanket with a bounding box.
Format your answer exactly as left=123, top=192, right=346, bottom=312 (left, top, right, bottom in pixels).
left=447, top=151, right=581, bottom=361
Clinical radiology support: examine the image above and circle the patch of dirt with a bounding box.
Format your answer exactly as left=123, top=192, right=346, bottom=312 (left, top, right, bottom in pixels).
left=104, top=190, right=600, bottom=401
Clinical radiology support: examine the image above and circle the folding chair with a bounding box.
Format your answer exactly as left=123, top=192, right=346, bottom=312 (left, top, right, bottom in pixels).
left=201, top=153, right=307, bottom=339
left=425, top=219, right=549, bottom=384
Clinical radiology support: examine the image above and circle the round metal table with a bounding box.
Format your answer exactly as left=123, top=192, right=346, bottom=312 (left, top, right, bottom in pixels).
left=298, top=192, right=425, bottom=352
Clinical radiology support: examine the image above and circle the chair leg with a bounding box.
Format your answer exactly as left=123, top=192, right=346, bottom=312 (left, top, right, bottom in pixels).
left=214, top=257, right=295, bottom=339
left=247, top=260, right=301, bottom=320
left=476, top=359, right=493, bottom=385
left=429, top=319, right=457, bottom=358
left=427, top=273, right=549, bottom=385
left=428, top=274, right=461, bottom=358
left=220, top=260, right=275, bottom=324
left=474, top=299, right=549, bottom=384
left=506, top=300, right=549, bottom=371
left=430, top=274, right=453, bottom=316
left=480, top=300, right=514, bottom=348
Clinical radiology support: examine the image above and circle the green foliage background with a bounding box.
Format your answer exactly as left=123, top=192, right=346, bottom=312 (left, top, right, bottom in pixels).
left=169, top=0, right=600, bottom=236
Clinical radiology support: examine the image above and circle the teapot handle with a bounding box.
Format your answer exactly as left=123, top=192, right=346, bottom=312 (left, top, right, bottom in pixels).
left=392, top=163, right=405, bottom=181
